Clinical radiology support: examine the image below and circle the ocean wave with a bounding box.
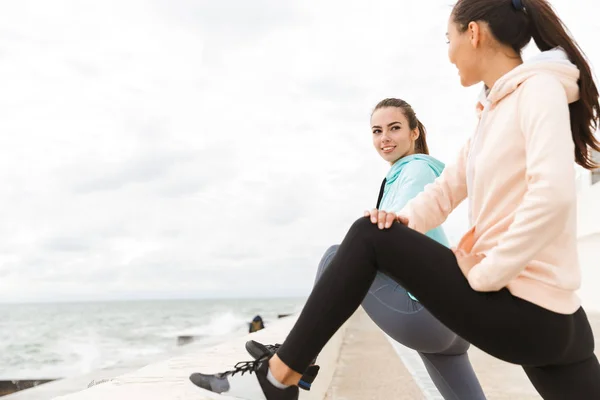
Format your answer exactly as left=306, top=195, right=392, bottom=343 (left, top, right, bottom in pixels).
left=0, top=298, right=304, bottom=380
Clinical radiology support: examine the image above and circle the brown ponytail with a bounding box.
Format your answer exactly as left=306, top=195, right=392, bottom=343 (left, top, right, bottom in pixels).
left=372, top=98, right=430, bottom=155
left=415, top=119, right=430, bottom=155
left=452, top=0, right=600, bottom=169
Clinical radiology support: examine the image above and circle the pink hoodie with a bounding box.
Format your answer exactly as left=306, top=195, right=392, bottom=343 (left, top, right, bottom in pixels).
left=400, top=48, right=582, bottom=314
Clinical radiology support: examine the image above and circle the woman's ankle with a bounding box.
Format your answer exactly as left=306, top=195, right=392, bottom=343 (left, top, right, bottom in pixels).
left=268, top=355, right=303, bottom=386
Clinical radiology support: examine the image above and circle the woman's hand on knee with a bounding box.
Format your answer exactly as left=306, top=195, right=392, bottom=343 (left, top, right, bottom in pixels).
left=363, top=209, right=404, bottom=230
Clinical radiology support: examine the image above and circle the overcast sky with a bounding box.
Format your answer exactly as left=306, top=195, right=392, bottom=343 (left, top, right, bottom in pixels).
left=0, top=0, right=597, bottom=303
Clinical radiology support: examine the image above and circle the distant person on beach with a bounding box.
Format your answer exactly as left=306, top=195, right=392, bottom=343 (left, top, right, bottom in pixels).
left=191, top=0, right=600, bottom=399
left=249, top=98, right=487, bottom=399
left=249, top=315, right=265, bottom=333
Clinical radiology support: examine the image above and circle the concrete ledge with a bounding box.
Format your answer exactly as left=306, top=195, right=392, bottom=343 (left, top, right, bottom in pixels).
left=0, top=380, right=55, bottom=397
left=326, top=309, right=425, bottom=400
left=29, top=314, right=346, bottom=400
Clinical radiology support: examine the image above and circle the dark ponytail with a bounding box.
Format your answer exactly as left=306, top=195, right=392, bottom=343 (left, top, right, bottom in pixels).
left=452, top=0, right=600, bottom=169
left=372, top=98, right=430, bottom=155
left=415, top=120, right=430, bottom=155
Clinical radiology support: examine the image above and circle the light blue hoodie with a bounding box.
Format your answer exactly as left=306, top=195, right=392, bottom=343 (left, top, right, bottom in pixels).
left=378, top=154, right=450, bottom=302
left=378, top=153, right=450, bottom=248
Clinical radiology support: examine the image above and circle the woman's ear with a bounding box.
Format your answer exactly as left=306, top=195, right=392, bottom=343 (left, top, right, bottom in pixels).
left=468, top=21, right=481, bottom=48
left=412, top=128, right=420, bottom=140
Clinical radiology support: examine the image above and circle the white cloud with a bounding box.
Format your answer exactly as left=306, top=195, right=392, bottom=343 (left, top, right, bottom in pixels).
left=0, top=0, right=595, bottom=302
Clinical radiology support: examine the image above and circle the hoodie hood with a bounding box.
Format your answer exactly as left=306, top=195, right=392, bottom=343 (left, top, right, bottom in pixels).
left=479, top=47, right=580, bottom=109
left=386, top=154, right=445, bottom=185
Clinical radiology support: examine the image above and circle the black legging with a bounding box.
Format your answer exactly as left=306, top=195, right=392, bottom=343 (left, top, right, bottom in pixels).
left=277, top=218, right=600, bottom=400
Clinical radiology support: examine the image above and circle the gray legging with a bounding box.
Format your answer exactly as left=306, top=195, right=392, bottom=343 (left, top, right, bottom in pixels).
left=316, top=245, right=486, bottom=400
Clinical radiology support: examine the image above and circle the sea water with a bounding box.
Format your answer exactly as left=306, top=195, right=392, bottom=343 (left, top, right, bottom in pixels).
left=0, top=298, right=305, bottom=380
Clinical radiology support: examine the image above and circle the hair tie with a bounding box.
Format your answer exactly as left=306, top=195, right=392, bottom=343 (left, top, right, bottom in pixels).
left=512, top=0, right=525, bottom=11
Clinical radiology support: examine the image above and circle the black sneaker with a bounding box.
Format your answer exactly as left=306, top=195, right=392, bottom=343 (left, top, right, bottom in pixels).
left=245, top=340, right=282, bottom=360
left=189, top=355, right=299, bottom=400
left=245, top=340, right=319, bottom=391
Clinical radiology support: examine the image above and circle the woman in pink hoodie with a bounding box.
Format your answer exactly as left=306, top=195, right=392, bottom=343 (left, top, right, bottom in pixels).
left=192, top=1, right=600, bottom=399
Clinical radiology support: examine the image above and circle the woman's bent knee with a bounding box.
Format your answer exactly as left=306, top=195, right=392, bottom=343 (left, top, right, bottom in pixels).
left=315, top=245, right=340, bottom=282
left=324, top=244, right=340, bottom=256
left=349, top=216, right=411, bottom=238
left=349, top=216, right=375, bottom=233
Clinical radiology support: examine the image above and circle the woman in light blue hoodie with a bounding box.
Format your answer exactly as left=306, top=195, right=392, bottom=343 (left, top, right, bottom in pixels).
left=244, top=98, right=485, bottom=398
left=317, top=98, right=486, bottom=399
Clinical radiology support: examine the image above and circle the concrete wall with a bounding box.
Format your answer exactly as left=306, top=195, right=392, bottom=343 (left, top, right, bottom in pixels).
left=577, top=181, right=600, bottom=311
left=592, top=150, right=600, bottom=185
left=0, top=381, right=54, bottom=397
left=5, top=314, right=346, bottom=400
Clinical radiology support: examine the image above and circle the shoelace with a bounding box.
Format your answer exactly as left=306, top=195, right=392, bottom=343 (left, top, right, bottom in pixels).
left=218, top=360, right=259, bottom=378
